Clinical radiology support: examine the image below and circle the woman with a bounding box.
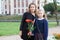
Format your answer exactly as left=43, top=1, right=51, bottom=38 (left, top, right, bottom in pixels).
left=19, top=3, right=36, bottom=40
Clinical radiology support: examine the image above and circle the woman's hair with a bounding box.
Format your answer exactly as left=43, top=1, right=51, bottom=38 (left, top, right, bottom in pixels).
left=27, top=3, right=37, bottom=13
left=36, top=9, right=47, bottom=19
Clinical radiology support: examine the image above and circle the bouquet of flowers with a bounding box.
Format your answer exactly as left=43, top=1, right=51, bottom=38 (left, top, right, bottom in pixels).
left=25, top=19, right=34, bottom=32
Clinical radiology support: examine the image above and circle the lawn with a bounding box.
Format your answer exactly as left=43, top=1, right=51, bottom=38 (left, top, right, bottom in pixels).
left=48, top=22, right=57, bottom=28
left=0, top=22, right=20, bottom=36
left=0, top=22, right=59, bottom=36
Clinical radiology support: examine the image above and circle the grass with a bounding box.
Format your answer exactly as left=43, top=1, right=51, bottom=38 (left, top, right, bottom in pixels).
left=0, top=22, right=59, bottom=36
left=0, top=22, right=20, bottom=36
left=48, top=22, right=57, bottom=28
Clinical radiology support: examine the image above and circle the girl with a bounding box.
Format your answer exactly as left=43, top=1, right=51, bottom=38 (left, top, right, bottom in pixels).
left=19, top=3, right=36, bottom=40
left=33, top=9, right=48, bottom=40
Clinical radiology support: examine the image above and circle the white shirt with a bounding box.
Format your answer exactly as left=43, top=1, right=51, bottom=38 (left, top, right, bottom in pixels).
left=38, top=18, right=44, bottom=20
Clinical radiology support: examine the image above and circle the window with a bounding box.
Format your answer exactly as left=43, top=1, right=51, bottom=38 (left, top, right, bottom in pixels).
left=26, top=9, right=27, bottom=11
left=5, top=11, right=7, bottom=14
left=14, top=0, right=16, bottom=8
left=18, top=0, right=20, bottom=1
left=14, top=9, right=16, bottom=13
left=22, top=0, right=24, bottom=7
left=9, top=0, right=10, bottom=3
left=2, top=12, right=3, bottom=14
left=26, top=0, right=28, bottom=7
left=5, top=0, right=6, bottom=1
left=2, top=0, right=3, bottom=1
left=18, top=9, right=20, bottom=13
left=5, top=5, right=7, bottom=9
left=22, top=9, right=24, bottom=13
left=18, top=1, right=20, bottom=7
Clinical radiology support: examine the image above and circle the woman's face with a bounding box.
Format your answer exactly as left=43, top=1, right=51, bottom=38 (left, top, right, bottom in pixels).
left=29, top=5, right=35, bottom=13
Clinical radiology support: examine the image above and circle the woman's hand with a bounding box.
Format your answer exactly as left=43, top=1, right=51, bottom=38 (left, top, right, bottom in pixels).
left=27, top=31, right=32, bottom=36
left=32, top=19, right=35, bottom=24
left=19, top=31, right=22, bottom=37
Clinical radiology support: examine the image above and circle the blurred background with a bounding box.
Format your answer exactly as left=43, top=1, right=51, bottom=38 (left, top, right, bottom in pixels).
left=0, top=0, right=60, bottom=40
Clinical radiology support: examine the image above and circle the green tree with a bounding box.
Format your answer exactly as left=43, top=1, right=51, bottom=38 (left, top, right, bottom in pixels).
left=44, top=3, right=55, bottom=15
left=53, top=0, right=59, bottom=26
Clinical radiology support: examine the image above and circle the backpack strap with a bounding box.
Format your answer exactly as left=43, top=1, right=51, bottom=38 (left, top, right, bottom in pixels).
left=35, top=18, right=43, bottom=40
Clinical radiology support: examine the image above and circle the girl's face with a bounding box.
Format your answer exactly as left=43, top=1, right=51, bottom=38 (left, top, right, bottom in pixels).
left=37, top=10, right=44, bottom=18
left=29, top=5, right=35, bottom=13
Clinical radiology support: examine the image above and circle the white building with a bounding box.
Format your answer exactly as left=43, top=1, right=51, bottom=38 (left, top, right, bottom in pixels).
left=0, top=0, right=11, bottom=15
left=0, top=0, right=60, bottom=15
left=0, top=0, right=35, bottom=15
left=0, top=0, right=1, bottom=14
left=10, top=0, right=34, bottom=15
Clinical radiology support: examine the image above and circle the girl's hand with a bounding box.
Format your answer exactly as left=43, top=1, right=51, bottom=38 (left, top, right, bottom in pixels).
left=19, top=31, right=22, bottom=37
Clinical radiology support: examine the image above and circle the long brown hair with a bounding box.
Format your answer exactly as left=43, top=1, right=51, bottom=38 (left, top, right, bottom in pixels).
left=27, top=3, right=37, bottom=13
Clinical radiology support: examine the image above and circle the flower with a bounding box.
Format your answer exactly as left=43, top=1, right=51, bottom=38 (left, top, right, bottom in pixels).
left=25, top=19, right=35, bottom=38
left=25, top=19, right=32, bottom=23
left=53, top=33, right=60, bottom=39
left=25, top=19, right=34, bottom=32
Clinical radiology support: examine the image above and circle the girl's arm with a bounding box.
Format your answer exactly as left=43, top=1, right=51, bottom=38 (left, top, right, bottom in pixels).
left=43, top=20, right=48, bottom=40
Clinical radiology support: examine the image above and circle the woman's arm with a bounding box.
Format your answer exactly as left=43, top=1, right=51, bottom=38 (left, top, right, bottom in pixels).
left=19, top=13, right=26, bottom=36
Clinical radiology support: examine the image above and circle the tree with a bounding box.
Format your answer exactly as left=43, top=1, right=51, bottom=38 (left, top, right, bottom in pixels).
left=44, top=3, right=55, bottom=15
left=53, top=0, right=59, bottom=26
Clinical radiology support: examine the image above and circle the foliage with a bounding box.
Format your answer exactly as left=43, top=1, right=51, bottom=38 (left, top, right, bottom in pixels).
left=44, top=3, right=55, bottom=12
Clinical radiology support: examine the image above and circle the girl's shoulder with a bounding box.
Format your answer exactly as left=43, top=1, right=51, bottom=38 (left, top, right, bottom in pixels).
left=43, top=19, right=47, bottom=21
left=43, top=19, right=48, bottom=23
left=36, top=18, right=48, bottom=22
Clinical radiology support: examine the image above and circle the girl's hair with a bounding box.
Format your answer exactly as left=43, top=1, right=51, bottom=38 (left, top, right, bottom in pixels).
left=27, top=3, right=37, bottom=13
left=43, top=13, right=47, bottom=19
left=36, top=9, right=47, bottom=19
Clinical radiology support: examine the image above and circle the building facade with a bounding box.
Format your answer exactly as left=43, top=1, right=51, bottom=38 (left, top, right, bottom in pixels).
left=0, top=0, right=35, bottom=15
left=0, top=0, right=1, bottom=14
left=0, top=0, right=60, bottom=15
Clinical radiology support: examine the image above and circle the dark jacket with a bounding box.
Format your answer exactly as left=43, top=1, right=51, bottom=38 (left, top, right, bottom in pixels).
left=33, top=19, right=48, bottom=40
left=20, top=12, right=35, bottom=39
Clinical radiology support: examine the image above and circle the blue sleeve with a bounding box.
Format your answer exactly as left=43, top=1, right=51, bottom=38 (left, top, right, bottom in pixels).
left=43, top=20, right=48, bottom=40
